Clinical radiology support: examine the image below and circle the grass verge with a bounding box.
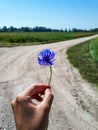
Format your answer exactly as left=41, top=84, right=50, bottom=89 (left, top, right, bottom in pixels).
left=66, top=38, right=98, bottom=87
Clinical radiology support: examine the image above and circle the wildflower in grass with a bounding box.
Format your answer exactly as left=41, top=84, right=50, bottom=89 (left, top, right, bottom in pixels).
left=38, top=49, right=55, bottom=85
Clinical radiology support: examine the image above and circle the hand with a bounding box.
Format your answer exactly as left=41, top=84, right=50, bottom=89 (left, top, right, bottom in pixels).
left=11, top=84, right=54, bottom=130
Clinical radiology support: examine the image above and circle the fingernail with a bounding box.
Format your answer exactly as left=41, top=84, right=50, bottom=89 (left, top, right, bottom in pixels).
left=45, top=88, right=51, bottom=93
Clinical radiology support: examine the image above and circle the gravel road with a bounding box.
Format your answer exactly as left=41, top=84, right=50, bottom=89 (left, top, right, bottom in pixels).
left=0, top=35, right=98, bottom=130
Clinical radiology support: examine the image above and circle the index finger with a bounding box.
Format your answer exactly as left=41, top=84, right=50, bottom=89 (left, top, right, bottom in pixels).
left=24, top=84, right=51, bottom=98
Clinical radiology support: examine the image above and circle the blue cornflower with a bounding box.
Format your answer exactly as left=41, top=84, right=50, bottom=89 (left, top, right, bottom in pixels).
left=37, top=49, right=55, bottom=86
left=37, top=49, right=55, bottom=130
left=38, top=49, right=55, bottom=66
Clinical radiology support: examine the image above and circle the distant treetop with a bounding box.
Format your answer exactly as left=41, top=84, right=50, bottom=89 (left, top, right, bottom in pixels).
left=0, top=26, right=98, bottom=32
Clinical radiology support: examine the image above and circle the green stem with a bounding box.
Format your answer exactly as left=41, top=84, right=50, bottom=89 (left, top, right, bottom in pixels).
left=46, top=67, right=52, bottom=130
left=48, top=66, right=52, bottom=86
left=45, top=119, right=49, bottom=130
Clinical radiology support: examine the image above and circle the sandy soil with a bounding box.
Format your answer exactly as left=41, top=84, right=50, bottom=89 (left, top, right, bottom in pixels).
left=0, top=35, right=98, bottom=130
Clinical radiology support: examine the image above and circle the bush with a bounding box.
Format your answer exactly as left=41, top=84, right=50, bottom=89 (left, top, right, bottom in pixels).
left=90, top=38, right=98, bottom=61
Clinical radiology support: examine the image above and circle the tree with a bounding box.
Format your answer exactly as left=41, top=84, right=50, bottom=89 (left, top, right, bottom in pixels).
left=8, top=26, right=17, bottom=32
left=0, top=27, right=2, bottom=32
left=2, top=26, right=8, bottom=32
left=20, top=27, right=31, bottom=32
left=72, top=28, right=78, bottom=32
left=65, top=29, right=67, bottom=32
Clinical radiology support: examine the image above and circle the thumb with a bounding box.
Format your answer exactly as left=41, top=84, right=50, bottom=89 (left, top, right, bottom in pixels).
left=40, top=88, right=54, bottom=110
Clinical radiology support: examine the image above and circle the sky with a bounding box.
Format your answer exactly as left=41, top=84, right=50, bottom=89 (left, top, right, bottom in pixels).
left=0, top=0, right=98, bottom=29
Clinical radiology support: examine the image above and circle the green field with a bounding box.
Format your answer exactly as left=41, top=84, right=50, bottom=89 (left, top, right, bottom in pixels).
left=0, top=32, right=96, bottom=47
left=67, top=38, right=98, bottom=87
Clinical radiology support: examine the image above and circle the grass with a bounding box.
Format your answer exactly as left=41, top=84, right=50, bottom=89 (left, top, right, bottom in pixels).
left=66, top=38, right=98, bottom=87
left=0, top=32, right=96, bottom=47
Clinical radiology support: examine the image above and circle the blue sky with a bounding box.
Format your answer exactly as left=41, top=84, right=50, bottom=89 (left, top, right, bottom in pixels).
left=0, top=0, right=98, bottom=29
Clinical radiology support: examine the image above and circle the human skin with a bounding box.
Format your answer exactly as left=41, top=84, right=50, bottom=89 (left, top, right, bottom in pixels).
left=11, top=84, right=54, bottom=130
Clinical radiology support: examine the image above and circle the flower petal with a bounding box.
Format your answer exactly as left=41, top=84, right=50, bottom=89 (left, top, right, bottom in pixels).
left=37, top=49, right=55, bottom=66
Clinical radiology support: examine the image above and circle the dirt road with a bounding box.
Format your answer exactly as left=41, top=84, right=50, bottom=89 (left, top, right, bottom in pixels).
left=0, top=35, right=98, bottom=130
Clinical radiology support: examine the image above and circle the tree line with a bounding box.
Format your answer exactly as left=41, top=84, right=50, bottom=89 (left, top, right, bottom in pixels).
left=0, top=26, right=98, bottom=32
